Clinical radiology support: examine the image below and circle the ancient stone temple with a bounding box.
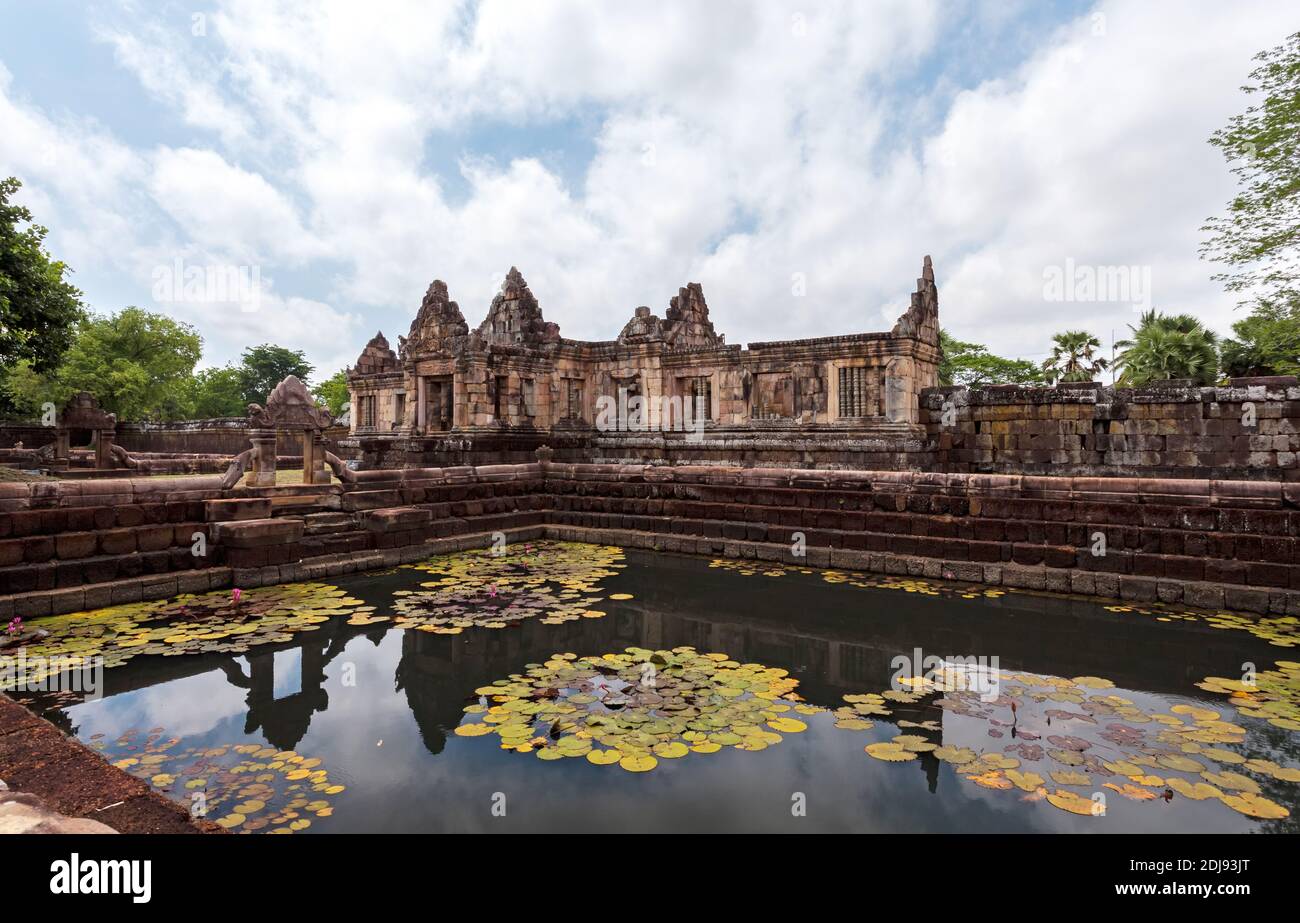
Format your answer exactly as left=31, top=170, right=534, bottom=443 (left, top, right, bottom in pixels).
left=345, top=258, right=943, bottom=468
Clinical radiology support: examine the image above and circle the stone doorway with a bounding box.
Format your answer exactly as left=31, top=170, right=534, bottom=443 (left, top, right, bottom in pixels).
left=424, top=375, right=453, bottom=431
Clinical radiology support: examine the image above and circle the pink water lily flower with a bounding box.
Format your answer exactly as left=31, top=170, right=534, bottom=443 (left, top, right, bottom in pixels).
left=232, top=588, right=243, bottom=604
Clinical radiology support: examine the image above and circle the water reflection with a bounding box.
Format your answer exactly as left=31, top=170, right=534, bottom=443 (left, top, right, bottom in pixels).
left=23, top=548, right=1298, bottom=833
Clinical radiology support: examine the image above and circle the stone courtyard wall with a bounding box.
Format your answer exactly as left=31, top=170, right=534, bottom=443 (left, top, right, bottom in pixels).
left=921, top=377, right=1300, bottom=481
left=117, top=420, right=353, bottom=458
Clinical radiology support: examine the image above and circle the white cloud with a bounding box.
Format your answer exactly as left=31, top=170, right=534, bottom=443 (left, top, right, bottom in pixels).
left=148, top=147, right=324, bottom=265
left=0, top=0, right=1292, bottom=376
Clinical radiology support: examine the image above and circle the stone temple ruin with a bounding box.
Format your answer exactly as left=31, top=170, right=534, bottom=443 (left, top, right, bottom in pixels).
left=345, top=259, right=943, bottom=468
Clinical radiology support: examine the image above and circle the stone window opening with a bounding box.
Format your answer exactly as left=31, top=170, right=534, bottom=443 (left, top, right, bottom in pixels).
left=521, top=378, right=536, bottom=419
left=494, top=375, right=508, bottom=420
left=393, top=392, right=406, bottom=429
left=358, top=394, right=377, bottom=428
left=838, top=366, right=869, bottom=418
left=677, top=375, right=712, bottom=425
left=565, top=379, right=585, bottom=421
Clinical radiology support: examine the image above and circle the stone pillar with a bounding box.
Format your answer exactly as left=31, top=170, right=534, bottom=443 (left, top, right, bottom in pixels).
left=247, top=428, right=278, bottom=487
left=300, top=431, right=316, bottom=484
left=884, top=377, right=909, bottom=423
left=308, top=432, right=331, bottom=484
left=415, top=375, right=427, bottom=434
left=94, top=427, right=115, bottom=469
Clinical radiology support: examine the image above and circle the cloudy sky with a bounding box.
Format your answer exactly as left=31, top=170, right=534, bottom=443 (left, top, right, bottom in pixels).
left=0, top=0, right=1290, bottom=377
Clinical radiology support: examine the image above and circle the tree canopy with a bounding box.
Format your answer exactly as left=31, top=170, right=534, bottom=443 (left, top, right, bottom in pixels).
left=939, top=330, right=1046, bottom=387
left=1202, top=32, right=1300, bottom=308
left=0, top=176, right=86, bottom=411
left=1219, top=298, right=1300, bottom=378
left=1042, top=330, right=1108, bottom=384
left=1115, top=310, right=1219, bottom=386
left=314, top=369, right=350, bottom=417
left=238, top=344, right=314, bottom=405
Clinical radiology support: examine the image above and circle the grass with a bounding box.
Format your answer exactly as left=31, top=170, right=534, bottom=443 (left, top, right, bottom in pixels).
left=0, top=465, right=55, bottom=482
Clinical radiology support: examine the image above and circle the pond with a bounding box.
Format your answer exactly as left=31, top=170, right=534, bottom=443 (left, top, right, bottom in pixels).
left=8, top=541, right=1299, bottom=833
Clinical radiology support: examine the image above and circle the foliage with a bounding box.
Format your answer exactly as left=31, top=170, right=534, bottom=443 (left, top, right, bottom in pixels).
left=394, top=542, right=625, bottom=632
left=0, top=176, right=86, bottom=411
left=313, top=368, right=351, bottom=417
left=1115, top=310, right=1219, bottom=386
left=0, top=358, right=74, bottom=416
left=238, top=344, right=313, bottom=405
left=1219, top=297, right=1300, bottom=377
left=1041, top=330, right=1108, bottom=383
left=55, top=307, right=203, bottom=420
left=939, top=330, right=1047, bottom=387
left=1202, top=32, right=1300, bottom=308
left=453, top=645, right=812, bottom=770
left=99, top=732, right=345, bottom=833
left=184, top=365, right=247, bottom=418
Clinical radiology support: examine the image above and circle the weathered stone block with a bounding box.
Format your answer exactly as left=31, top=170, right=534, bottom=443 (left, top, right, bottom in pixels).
left=211, top=518, right=304, bottom=548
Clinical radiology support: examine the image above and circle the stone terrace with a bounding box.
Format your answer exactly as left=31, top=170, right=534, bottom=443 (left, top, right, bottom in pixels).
left=2, top=457, right=1299, bottom=620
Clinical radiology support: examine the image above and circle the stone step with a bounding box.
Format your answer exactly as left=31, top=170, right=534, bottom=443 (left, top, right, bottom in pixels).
left=359, top=506, right=432, bottom=531
left=0, top=549, right=217, bottom=595
left=204, top=498, right=272, bottom=522
left=269, top=493, right=338, bottom=514
left=301, top=512, right=357, bottom=536
left=340, top=489, right=404, bottom=511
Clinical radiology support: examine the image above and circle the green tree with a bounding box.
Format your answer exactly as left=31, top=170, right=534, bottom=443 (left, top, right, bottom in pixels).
left=1219, top=297, right=1300, bottom=377
left=1201, top=32, right=1300, bottom=307
left=1115, top=310, right=1219, bottom=386
left=0, top=358, right=73, bottom=417
left=238, top=344, right=313, bottom=404
left=56, top=307, right=203, bottom=420
left=184, top=365, right=247, bottom=418
left=1042, top=330, right=1108, bottom=383
left=314, top=368, right=350, bottom=417
left=939, top=330, right=1047, bottom=387
left=0, top=176, right=86, bottom=411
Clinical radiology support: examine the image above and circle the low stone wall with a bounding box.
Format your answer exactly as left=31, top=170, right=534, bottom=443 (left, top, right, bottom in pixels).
left=118, top=420, right=354, bottom=458
left=351, top=424, right=933, bottom=470
left=922, top=377, right=1300, bottom=481
left=0, top=423, right=55, bottom=450
left=3, top=460, right=1297, bottom=619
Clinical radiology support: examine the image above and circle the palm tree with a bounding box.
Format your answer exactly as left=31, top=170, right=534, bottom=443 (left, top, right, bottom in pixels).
left=1042, top=330, right=1108, bottom=383
left=1114, top=310, right=1218, bottom=385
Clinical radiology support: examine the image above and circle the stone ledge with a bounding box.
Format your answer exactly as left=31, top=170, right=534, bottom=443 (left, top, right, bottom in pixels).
left=0, top=568, right=232, bottom=619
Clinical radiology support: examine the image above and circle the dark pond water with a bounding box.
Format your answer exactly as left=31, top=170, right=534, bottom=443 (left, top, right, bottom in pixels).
left=21, top=544, right=1300, bottom=833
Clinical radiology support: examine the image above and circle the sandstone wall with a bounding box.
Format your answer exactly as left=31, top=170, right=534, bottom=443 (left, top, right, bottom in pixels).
left=3, top=460, right=1297, bottom=620
left=922, top=377, right=1300, bottom=481
left=117, top=420, right=353, bottom=458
